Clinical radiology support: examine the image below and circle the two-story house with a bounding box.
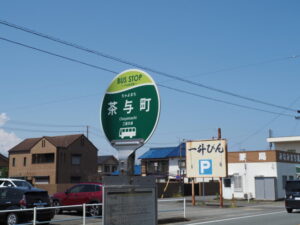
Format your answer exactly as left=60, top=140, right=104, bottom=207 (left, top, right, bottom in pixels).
left=8, top=134, right=98, bottom=189
left=139, top=143, right=186, bottom=182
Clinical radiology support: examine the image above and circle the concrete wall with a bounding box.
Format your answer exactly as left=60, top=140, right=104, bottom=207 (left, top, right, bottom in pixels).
left=223, top=162, right=277, bottom=199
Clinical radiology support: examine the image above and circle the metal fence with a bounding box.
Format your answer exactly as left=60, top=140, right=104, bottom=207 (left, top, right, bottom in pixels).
left=0, top=198, right=186, bottom=225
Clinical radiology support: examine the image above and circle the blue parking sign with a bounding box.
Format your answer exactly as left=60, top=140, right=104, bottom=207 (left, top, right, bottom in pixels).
left=199, top=160, right=212, bottom=175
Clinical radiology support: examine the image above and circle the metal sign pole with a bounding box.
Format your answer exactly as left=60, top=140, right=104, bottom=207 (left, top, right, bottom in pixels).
left=192, top=178, right=195, bottom=206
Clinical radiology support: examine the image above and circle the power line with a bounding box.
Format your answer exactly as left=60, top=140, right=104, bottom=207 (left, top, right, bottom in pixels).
left=89, top=131, right=105, bottom=138
left=0, top=37, right=118, bottom=74
left=89, top=126, right=102, bottom=132
left=0, top=36, right=296, bottom=118
left=191, top=56, right=299, bottom=78
left=232, top=95, right=300, bottom=149
left=2, top=126, right=83, bottom=133
left=1, top=20, right=298, bottom=112
left=5, top=90, right=102, bottom=111
left=159, top=84, right=294, bottom=118
left=8, top=120, right=85, bottom=128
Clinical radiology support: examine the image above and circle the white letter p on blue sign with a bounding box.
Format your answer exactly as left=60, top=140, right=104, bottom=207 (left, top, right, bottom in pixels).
left=199, top=160, right=212, bottom=175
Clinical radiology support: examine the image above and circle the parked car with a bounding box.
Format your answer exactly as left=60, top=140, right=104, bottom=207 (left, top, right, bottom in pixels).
left=285, top=180, right=300, bottom=213
left=0, top=186, right=54, bottom=225
left=51, top=182, right=102, bottom=216
left=0, top=178, right=33, bottom=189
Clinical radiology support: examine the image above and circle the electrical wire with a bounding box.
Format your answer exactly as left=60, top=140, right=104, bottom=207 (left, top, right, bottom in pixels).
left=0, top=37, right=118, bottom=74
left=6, top=90, right=102, bottom=111
left=190, top=55, right=300, bottom=78
left=231, top=95, right=300, bottom=149
left=0, top=20, right=299, bottom=112
left=159, top=85, right=294, bottom=118
left=8, top=120, right=85, bottom=128
left=1, top=126, right=83, bottom=133
left=0, top=36, right=296, bottom=118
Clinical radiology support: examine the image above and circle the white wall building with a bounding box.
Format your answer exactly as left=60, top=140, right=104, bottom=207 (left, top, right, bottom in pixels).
left=223, top=147, right=300, bottom=200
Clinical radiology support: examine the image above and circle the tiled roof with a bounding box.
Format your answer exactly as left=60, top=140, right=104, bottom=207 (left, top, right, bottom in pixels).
left=9, top=137, right=41, bottom=152
left=0, top=154, right=8, bottom=162
left=9, top=134, right=84, bottom=153
left=97, top=155, right=118, bottom=164
left=46, top=134, right=83, bottom=148
left=139, top=143, right=186, bottom=159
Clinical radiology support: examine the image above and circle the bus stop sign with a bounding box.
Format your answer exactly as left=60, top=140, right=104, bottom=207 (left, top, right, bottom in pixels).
left=101, top=69, right=160, bottom=146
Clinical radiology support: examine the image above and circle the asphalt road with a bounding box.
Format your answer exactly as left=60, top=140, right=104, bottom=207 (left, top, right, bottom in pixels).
left=47, top=200, right=300, bottom=225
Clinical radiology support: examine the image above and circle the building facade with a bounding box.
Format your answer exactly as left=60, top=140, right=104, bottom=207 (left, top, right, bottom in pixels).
left=223, top=150, right=300, bottom=200
left=9, top=134, right=98, bottom=185
left=0, top=154, right=8, bottom=178
left=97, top=155, right=118, bottom=176
left=139, top=143, right=186, bottom=181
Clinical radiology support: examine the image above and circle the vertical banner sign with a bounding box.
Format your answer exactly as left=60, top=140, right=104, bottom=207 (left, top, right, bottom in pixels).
left=101, top=69, right=160, bottom=145
left=186, top=140, right=228, bottom=178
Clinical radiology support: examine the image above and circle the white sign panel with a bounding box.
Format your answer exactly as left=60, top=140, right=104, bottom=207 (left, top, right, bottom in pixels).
left=186, top=140, right=227, bottom=178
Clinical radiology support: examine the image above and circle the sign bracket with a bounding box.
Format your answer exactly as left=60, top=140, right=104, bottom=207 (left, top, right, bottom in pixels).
left=111, top=139, right=144, bottom=175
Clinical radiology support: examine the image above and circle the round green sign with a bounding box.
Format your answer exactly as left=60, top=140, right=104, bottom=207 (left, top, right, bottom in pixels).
left=101, top=69, right=160, bottom=145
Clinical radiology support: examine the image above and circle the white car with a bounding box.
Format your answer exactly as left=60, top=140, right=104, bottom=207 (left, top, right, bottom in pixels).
left=0, top=178, right=33, bottom=188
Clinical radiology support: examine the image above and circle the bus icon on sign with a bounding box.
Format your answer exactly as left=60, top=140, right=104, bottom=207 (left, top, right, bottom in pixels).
left=199, top=160, right=212, bottom=175
left=119, top=127, right=136, bottom=139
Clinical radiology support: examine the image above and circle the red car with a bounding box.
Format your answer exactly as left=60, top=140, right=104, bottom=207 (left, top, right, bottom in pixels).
left=51, top=182, right=102, bottom=217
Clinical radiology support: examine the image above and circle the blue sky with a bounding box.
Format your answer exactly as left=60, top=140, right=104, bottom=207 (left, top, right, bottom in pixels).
left=1, top=1, right=300, bottom=158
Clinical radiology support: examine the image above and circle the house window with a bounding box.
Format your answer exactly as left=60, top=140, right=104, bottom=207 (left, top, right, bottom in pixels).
left=146, top=160, right=168, bottom=174
left=12, top=158, right=16, bottom=167
left=104, top=165, right=110, bottom=172
left=178, top=159, right=186, bottom=169
left=42, top=140, right=46, bottom=148
left=224, top=178, right=231, bottom=188
left=32, top=153, right=54, bottom=164
left=71, top=154, right=81, bottom=165
left=282, top=175, right=287, bottom=189
left=23, top=157, right=26, bottom=166
left=233, top=175, right=243, bottom=192
left=35, top=176, right=49, bottom=184
left=289, top=176, right=294, bottom=181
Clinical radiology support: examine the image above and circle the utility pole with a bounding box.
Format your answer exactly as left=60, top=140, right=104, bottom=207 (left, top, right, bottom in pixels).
left=218, top=128, right=223, bottom=208
left=269, top=129, right=273, bottom=150
left=179, top=140, right=183, bottom=196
